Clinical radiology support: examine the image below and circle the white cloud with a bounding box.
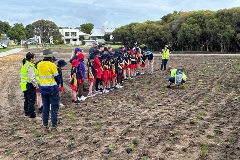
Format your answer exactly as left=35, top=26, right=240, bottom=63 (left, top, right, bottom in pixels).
left=1, top=0, right=240, bottom=28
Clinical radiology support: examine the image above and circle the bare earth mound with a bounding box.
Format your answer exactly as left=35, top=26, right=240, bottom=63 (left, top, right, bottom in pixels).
left=0, top=50, right=239, bottom=160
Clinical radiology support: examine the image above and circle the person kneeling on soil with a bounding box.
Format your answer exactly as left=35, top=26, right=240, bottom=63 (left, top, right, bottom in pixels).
left=167, top=66, right=187, bottom=88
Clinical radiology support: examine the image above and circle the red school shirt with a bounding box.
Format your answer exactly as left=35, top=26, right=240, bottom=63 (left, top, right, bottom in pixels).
left=93, top=57, right=102, bottom=78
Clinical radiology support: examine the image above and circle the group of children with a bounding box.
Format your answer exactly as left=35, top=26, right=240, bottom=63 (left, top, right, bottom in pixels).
left=67, top=46, right=155, bottom=103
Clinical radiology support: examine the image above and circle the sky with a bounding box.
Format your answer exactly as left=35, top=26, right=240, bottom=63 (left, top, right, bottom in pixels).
left=1, top=0, right=240, bottom=29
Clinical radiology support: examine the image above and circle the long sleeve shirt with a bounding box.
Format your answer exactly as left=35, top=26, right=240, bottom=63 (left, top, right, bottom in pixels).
left=28, top=66, right=38, bottom=87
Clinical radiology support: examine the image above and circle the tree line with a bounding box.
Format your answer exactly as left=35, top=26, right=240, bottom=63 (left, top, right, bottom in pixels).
left=1, top=7, right=240, bottom=52
left=112, top=7, right=240, bottom=52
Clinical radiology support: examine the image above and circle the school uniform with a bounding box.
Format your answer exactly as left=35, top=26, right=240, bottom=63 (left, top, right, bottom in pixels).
left=87, top=61, right=95, bottom=82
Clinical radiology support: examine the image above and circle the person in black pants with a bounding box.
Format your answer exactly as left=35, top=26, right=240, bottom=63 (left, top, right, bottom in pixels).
left=20, top=52, right=40, bottom=121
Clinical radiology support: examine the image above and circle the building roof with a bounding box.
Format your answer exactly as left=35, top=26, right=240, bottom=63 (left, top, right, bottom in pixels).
left=90, top=28, right=104, bottom=37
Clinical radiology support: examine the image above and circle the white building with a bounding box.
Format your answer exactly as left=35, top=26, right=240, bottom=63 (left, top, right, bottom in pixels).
left=59, top=27, right=86, bottom=45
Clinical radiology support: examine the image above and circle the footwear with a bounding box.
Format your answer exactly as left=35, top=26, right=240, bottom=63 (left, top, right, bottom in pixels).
left=124, top=77, right=128, bottom=80
left=167, top=85, right=171, bottom=88
left=73, top=100, right=80, bottom=103
left=110, top=87, right=114, bottom=91
left=103, top=89, right=109, bottom=93
left=38, top=106, right=43, bottom=114
left=60, top=103, right=64, bottom=107
left=87, top=93, right=95, bottom=97
left=78, top=95, right=87, bottom=101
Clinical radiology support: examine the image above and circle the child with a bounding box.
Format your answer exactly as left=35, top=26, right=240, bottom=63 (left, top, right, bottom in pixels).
left=70, top=60, right=80, bottom=103
left=147, top=50, right=154, bottom=74
left=109, top=55, right=117, bottom=90
left=101, top=55, right=109, bottom=93
left=87, top=54, right=95, bottom=97
left=93, top=50, right=103, bottom=93
left=116, top=53, right=124, bottom=88
left=77, top=53, right=87, bottom=101
left=129, top=49, right=137, bottom=78
left=35, top=60, right=43, bottom=113
left=140, top=51, right=146, bottom=74
left=122, top=50, right=130, bottom=80
left=57, top=60, right=67, bottom=106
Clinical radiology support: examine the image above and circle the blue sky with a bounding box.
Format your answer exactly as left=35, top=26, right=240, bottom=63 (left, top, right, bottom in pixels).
left=1, top=0, right=240, bottom=28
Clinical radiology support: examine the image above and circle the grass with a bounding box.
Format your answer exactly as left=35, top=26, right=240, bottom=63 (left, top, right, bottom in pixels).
left=0, top=48, right=13, bottom=53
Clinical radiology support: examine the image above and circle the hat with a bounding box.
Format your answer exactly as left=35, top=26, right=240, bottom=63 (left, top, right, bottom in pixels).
left=77, top=53, right=85, bottom=60
left=57, top=60, right=67, bottom=67
left=129, top=49, right=134, bottom=54
left=71, top=59, right=79, bottom=67
left=52, top=56, right=58, bottom=62
left=146, top=50, right=151, bottom=55
left=74, top=47, right=82, bottom=53
left=41, top=48, right=57, bottom=57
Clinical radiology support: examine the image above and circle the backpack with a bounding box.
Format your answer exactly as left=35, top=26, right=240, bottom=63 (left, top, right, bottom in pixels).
left=175, top=69, right=183, bottom=86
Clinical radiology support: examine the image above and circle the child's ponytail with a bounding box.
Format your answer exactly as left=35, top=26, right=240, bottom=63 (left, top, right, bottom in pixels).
left=22, top=58, right=26, bottom=65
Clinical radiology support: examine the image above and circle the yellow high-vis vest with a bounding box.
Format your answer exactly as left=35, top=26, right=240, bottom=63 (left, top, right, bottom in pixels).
left=162, top=49, right=169, bottom=59
left=20, top=61, right=39, bottom=91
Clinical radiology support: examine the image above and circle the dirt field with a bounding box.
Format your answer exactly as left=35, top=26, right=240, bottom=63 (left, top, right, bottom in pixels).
left=0, top=48, right=239, bottom=160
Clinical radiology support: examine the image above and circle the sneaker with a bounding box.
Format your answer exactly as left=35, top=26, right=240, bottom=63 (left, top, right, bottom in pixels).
left=60, top=103, right=64, bottom=107
left=87, top=93, right=95, bottom=97
left=103, top=89, right=109, bottom=93
left=73, top=100, right=80, bottom=103
left=124, top=77, right=128, bottom=80
left=79, top=95, right=87, bottom=101
left=110, top=87, right=114, bottom=91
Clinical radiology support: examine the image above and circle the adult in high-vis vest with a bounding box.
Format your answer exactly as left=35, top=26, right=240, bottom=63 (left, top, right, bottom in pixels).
left=160, top=45, right=170, bottom=71
left=167, top=66, right=187, bottom=88
left=20, top=52, right=40, bottom=121
left=37, top=48, right=61, bottom=130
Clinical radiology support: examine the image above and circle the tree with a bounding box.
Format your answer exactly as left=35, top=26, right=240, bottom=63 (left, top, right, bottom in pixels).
left=25, top=24, right=34, bottom=39
left=80, top=23, right=94, bottom=34
left=0, top=21, right=11, bottom=35
left=104, top=33, right=111, bottom=42
left=32, top=19, right=61, bottom=45
left=7, top=23, right=26, bottom=42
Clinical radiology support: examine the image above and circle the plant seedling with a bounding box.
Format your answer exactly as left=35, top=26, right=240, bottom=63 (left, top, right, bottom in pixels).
left=201, top=143, right=208, bottom=158
left=68, top=110, right=75, bottom=121
left=126, top=143, right=135, bottom=154
left=105, top=144, right=115, bottom=154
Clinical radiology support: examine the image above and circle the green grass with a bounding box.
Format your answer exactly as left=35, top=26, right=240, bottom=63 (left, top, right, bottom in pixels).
left=0, top=48, right=13, bottom=53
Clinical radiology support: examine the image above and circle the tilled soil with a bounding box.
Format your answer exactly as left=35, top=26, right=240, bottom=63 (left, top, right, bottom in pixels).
left=0, top=49, right=239, bottom=160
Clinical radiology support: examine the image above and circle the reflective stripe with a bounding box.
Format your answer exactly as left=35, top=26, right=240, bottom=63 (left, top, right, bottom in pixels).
left=53, top=73, right=59, bottom=77
left=40, top=83, right=57, bottom=86
left=20, top=74, right=28, bottom=77
left=39, top=75, right=54, bottom=79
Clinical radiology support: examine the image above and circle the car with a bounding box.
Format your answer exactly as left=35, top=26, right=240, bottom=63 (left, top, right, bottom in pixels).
left=0, top=43, right=7, bottom=48
left=9, top=42, right=17, bottom=46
